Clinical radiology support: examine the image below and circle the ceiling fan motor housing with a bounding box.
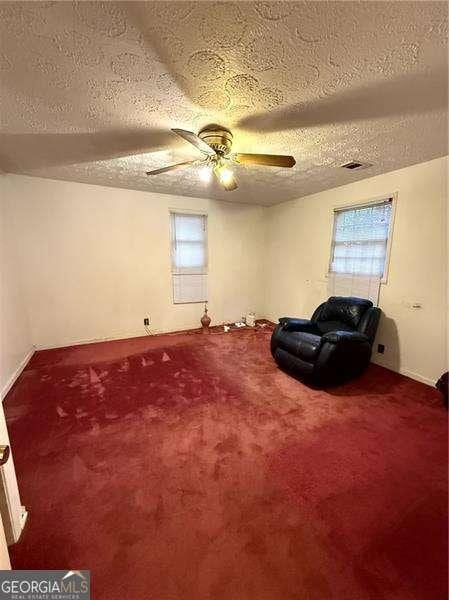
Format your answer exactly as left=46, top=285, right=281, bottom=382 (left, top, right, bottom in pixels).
left=198, top=125, right=233, bottom=155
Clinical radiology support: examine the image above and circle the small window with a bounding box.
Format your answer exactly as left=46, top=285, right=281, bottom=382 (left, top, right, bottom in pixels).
left=329, top=199, right=393, bottom=278
left=170, top=212, right=207, bottom=304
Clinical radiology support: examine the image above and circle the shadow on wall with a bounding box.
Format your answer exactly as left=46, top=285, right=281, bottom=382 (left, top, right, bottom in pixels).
left=321, top=314, right=402, bottom=397
left=373, top=315, right=401, bottom=373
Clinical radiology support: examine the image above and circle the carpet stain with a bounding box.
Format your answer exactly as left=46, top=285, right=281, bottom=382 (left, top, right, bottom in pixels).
left=4, top=327, right=447, bottom=600
left=56, top=406, right=67, bottom=418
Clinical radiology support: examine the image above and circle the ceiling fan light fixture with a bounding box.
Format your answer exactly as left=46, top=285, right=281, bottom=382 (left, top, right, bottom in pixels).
left=216, top=164, right=234, bottom=185
left=145, top=126, right=294, bottom=193
left=199, top=164, right=212, bottom=182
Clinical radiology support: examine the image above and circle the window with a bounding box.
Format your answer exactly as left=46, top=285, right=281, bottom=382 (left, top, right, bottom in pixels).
left=329, top=199, right=393, bottom=278
left=170, top=212, right=207, bottom=304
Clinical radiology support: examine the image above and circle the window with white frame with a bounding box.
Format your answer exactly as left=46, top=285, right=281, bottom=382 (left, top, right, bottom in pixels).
left=327, top=199, right=393, bottom=304
left=329, top=199, right=393, bottom=278
left=170, top=212, right=208, bottom=304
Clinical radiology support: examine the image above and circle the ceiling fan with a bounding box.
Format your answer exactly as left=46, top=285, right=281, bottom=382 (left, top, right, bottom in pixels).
left=145, top=124, right=296, bottom=191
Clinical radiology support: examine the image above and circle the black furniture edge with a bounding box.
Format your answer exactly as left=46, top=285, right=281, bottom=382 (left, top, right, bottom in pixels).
left=271, top=296, right=382, bottom=385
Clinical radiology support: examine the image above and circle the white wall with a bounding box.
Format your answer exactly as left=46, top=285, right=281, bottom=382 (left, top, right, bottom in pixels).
left=2, top=157, right=448, bottom=386
left=4, top=175, right=266, bottom=349
left=0, top=177, right=34, bottom=395
left=264, top=156, right=448, bottom=385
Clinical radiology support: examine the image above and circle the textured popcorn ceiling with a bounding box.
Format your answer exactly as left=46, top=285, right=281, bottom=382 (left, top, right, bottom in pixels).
left=0, top=1, right=447, bottom=206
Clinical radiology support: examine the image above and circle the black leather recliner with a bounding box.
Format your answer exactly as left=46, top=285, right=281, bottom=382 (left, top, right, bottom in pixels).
left=271, top=296, right=381, bottom=384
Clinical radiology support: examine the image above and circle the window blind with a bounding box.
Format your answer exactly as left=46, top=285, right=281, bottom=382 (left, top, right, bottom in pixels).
left=330, top=200, right=392, bottom=277
left=328, top=199, right=393, bottom=305
left=327, top=272, right=382, bottom=305
left=170, top=212, right=207, bottom=304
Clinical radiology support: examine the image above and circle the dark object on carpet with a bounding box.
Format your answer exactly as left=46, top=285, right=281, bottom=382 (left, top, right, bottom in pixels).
left=271, top=296, right=381, bottom=384
left=4, top=327, right=447, bottom=600
left=436, top=371, right=448, bottom=408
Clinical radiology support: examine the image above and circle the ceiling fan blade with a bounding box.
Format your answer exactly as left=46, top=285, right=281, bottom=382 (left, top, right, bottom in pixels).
left=233, top=153, right=296, bottom=168
left=146, top=159, right=199, bottom=176
left=171, top=129, right=216, bottom=156
left=213, top=164, right=238, bottom=191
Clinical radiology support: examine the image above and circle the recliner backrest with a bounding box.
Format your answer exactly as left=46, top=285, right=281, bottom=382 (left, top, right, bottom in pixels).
left=311, top=296, right=373, bottom=335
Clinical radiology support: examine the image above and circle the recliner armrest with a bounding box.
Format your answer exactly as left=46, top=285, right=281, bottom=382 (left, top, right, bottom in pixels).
left=322, top=330, right=369, bottom=344
left=279, top=318, right=316, bottom=332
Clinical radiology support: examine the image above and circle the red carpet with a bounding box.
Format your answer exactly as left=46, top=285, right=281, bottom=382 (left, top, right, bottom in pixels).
left=4, top=327, right=448, bottom=600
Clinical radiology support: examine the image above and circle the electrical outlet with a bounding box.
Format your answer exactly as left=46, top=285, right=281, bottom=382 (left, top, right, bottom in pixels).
left=377, top=343, right=385, bottom=354
left=144, top=318, right=150, bottom=326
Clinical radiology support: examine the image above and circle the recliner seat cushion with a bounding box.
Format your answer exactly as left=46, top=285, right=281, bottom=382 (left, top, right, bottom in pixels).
left=276, top=330, right=322, bottom=361
left=315, top=320, right=355, bottom=335
left=317, top=296, right=372, bottom=329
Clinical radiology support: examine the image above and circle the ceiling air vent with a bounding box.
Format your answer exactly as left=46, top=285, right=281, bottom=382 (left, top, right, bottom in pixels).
left=340, top=161, right=372, bottom=171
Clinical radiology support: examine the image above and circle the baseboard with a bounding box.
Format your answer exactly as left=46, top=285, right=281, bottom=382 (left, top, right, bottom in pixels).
left=35, top=331, right=149, bottom=351
left=35, top=326, right=218, bottom=351
left=35, top=320, right=275, bottom=351
left=372, top=357, right=436, bottom=387
left=398, top=368, right=436, bottom=387
left=35, top=317, right=275, bottom=350
left=1, top=346, right=35, bottom=401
